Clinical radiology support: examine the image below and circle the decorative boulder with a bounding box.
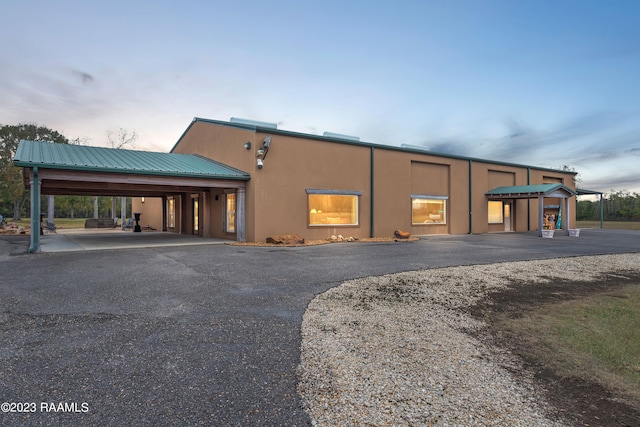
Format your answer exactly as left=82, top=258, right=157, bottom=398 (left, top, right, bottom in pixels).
left=394, top=229, right=411, bottom=239
left=266, top=234, right=305, bottom=245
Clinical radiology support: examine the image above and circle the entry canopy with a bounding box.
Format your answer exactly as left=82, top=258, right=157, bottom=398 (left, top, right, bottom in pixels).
left=13, top=140, right=250, bottom=197
left=486, top=183, right=577, bottom=199
left=14, top=140, right=249, bottom=180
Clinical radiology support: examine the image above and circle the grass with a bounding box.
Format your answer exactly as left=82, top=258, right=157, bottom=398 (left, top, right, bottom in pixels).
left=5, top=218, right=89, bottom=229
left=576, top=220, right=640, bottom=230
left=503, top=284, right=640, bottom=404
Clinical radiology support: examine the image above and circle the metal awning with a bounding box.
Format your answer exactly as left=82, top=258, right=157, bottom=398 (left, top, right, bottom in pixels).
left=13, top=140, right=251, bottom=252
left=486, top=183, right=576, bottom=237
left=486, top=183, right=577, bottom=199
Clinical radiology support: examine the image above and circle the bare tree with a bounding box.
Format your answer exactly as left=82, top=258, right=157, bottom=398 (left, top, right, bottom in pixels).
left=106, top=127, right=138, bottom=149
left=96, top=128, right=139, bottom=222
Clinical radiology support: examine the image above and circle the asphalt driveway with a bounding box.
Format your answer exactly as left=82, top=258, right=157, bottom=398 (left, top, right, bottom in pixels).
left=1, top=229, right=639, bottom=426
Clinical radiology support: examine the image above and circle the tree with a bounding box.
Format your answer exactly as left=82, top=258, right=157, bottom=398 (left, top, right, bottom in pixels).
left=106, top=127, right=137, bottom=149
left=103, top=127, right=138, bottom=222
left=0, top=124, right=69, bottom=219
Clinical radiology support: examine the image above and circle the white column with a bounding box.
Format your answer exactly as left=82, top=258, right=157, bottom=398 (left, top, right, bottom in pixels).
left=236, top=187, right=246, bottom=242
left=29, top=170, right=41, bottom=252
left=48, top=195, right=54, bottom=224
left=121, top=197, right=127, bottom=230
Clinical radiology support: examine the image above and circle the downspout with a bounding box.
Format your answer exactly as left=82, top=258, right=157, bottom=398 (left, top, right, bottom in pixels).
left=370, top=146, right=375, bottom=238
left=28, top=167, right=40, bottom=253
left=527, top=167, right=531, bottom=231
left=468, top=160, right=473, bottom=234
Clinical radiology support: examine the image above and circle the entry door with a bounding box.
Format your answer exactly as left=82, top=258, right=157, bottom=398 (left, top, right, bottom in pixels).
left=504, top=201, right=513, bottom=231
left=192, top=198, right=199, bottom=235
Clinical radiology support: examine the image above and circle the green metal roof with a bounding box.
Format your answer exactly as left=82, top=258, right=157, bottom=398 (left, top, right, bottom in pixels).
left=172, top=117, right=579, bottom=176
left=486, top=183, right=577, bottom=197
left=13, top=140, right=250, bottom=180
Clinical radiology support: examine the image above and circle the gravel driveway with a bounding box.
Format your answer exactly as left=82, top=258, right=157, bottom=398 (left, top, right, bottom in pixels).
left=1, top=229, right=639, bottom=426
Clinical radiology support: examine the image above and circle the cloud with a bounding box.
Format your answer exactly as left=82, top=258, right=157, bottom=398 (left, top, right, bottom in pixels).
left=72, top=70, right=95, bottom=84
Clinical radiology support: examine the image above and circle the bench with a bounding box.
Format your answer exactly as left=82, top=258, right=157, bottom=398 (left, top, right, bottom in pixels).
left=85, top=218, right=118, bottom=228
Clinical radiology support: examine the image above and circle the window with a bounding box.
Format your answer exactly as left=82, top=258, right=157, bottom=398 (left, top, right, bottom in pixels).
left=307, top=189, right=360, bottom=226
left=193, top=198, right=199, bottom=234
left=167, top=198, right=175, bottom=228
left=411, top=196, right=447, bottom=225
left=226, top=193, right=236, bottom=233
left=488, top=201, right=503, bottom=224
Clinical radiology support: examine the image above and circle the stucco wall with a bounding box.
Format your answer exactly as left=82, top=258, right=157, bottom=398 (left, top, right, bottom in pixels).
left=168, top=120, right=577, bottom=241
left=132, top=197, right=163, bottom=231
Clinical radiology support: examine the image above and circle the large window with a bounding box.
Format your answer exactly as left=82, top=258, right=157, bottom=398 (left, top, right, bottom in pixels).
left=307, top=189, right=360, bottom=226
left=167, top=198, right=175, bottom=228
left=226, top=193, right=236, bottom=233
left=488, top=201, right=503, bottom=224
left=411, top=196, right=447, bottom=225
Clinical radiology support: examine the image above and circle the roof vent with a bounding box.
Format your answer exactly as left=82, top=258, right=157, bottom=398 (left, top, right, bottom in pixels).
left=322, top=131, right=360, bottom=141
left=230, top=117, right=278, bottom=129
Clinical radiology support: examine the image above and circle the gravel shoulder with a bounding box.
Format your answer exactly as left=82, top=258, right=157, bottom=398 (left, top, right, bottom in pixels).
left=298, top=253, right=640, bottom=427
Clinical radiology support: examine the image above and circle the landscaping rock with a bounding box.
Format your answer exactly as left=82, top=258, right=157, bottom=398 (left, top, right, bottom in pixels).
left=394, top=229, right=411, bottom=239
left=266, top=234, right=305, bottom=245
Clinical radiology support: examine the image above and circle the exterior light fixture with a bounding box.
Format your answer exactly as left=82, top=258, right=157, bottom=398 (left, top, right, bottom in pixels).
left=141, top=197, right=145, bottom=203
left=255, top=136, right=272, bottom=170
left=243, top=141, right=251, bottom=149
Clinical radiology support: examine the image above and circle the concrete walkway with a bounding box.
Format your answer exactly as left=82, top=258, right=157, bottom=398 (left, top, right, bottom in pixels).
left=40, top=229, right=229, bottom=252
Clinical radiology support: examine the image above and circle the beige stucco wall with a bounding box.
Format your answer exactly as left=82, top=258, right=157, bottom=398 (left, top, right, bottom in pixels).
left=132, top=197, right=163, bottom=231
left=167, top=120, right=577, bottom=242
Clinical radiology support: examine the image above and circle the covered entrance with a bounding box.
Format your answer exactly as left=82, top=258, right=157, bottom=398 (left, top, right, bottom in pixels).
left=13, top=140, right=250, bottom=252
left=486, top=184, right=577, bottom=236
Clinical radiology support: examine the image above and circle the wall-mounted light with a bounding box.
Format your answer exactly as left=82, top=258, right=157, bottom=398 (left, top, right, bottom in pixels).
left=243, top=141, right=251, bottom=149
left=255, top=136, right=272, bottom=170
left=141, top=197, right=145, bottom=203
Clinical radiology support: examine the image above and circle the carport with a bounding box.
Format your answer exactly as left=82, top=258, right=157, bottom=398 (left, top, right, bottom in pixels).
left=486, top=184, right=577, bottom=236
left=13, top=140, right=250, bottom=252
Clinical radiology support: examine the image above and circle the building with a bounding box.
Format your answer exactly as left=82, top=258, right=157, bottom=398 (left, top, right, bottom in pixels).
left=132, top=117, right=577, bottom=242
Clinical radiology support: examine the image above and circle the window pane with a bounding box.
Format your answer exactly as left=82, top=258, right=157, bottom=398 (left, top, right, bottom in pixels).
left=412, top=198, right=446, bottom=225
left=488, top=201, right=503, bottom=223
left=168, top=198, right=175, bottom=228
left=226, top=194, right=236, bottom=233
left=193, top=199, right=199, bottom=233
left=308, top=194, right=358, bottom=226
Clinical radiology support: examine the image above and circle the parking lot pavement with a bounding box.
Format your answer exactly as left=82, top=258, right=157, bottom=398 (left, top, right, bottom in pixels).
left=1, top=229, right=639, bottom=426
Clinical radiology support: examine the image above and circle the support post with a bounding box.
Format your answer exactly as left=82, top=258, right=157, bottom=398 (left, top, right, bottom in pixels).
left=48, top=195, right=54, bottom=224
left=202, top=191, right=210, bottom=237
left=537, top=195, right=544, bottom=237
left=236, top=187, right=246, bottom=242
left=121, top=197, right=127, bottom=230
left=564, top=197, right=570, bottom=235
left=28, top=168, right=41, bottom=253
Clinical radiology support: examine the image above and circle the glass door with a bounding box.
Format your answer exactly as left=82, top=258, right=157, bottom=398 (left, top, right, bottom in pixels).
left=504, top=201, right=513, bottom=231
left=226, top=193, right=236, bottom=233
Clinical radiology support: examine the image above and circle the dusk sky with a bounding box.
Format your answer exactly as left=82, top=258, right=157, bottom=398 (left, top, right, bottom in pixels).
left=2, top=1, right=639, bottom=193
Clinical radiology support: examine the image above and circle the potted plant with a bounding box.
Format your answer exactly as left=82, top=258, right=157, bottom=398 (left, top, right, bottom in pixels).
left=541, top=225, right=555, bottom=238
